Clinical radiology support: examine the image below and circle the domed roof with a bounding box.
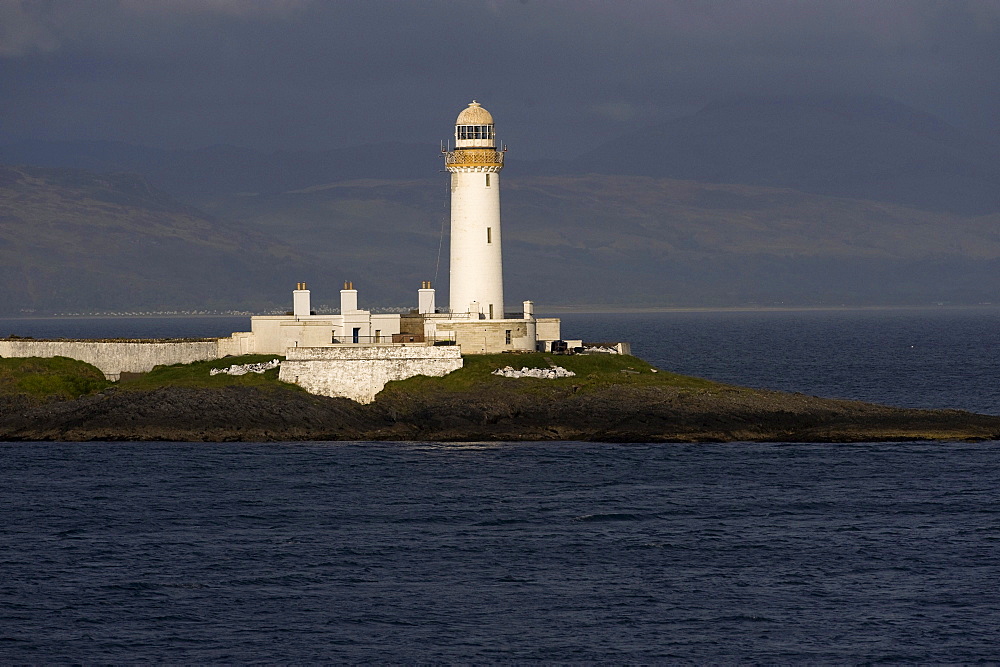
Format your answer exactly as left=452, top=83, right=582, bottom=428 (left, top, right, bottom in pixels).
left=456, top=100, right=494, bottom=125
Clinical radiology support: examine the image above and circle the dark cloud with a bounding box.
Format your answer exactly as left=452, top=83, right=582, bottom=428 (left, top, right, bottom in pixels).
left=1, top=0, right=998, bottom=157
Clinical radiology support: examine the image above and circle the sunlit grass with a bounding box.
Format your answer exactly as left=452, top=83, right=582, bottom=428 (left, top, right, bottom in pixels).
left=0, top=356, right=110, bottom=399
left=117, top=354, right=301, bottom=392
left=383, top=352, right=720, bottom=395
left=1, top=350, right=720, bottom=403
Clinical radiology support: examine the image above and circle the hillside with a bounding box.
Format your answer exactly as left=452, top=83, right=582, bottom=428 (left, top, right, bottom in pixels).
left=3, top=163, right=999, bottom=312
left=4, top=95, right=1000, bottom=310
left=0, top=140, right=435, bottom=197
left=197, top=175, right=1000, bottom=308
left=0, top=165, right=322, bottom=314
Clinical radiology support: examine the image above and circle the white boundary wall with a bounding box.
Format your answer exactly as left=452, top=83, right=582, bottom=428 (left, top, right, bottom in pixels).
left=0, top=340, right=223, bottom=380
left=280, top=345, right=463, bottom=404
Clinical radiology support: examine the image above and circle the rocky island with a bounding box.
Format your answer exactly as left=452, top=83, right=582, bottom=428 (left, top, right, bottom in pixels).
left=1, top=353, right=998, bottom=443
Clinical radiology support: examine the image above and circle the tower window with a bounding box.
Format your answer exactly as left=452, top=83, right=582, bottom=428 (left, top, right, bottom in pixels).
left=487, top=227, right=492, bottom=244
left=485, top=174, right=490, bottom=187
left=456, top=125, right=494, bottom=141
left=489, top=304, right=494, bottom=319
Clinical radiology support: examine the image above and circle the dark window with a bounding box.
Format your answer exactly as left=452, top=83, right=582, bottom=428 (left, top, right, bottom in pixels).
left=456, top=125, right=493, bottom=141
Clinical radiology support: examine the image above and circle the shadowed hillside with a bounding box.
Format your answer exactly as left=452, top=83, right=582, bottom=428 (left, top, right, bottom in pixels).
left=0, top=141, right=436, bottom=197
left=4, top=95, right=1000, bottom=311
left=0, top=166, right=321, bottom=314
left=197, top=175, right=1000, bottom=308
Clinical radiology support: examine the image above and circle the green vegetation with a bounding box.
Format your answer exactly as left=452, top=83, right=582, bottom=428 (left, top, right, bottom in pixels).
left=0, top=356, right=110, bottom=399
left=0, top=354, right=302, bottom=399
left=0, top=351, right=718, bottom=404
left=117, top=354, right=300, bottom=392
left=383, top=353, right=721, bottom=395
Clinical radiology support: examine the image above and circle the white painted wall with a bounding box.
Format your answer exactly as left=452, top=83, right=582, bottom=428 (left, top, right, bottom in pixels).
left=280, top=345, right=463, bottom=404
left=371, top=314, right=401, bottom=343
left=0, top=340, right=221, bottom=380
left=281, top=320, right=334, bottom=350
left=293, top=289, right=311, bottom=317
left=418, top=287, right=435, bottom=314
left=340, top=289, right=358, bottom=314
left=449, top=169, right=503, bottom=317
left=251, top=313, right=402, bottom=353
left=536, top=318, right=562, bottom=344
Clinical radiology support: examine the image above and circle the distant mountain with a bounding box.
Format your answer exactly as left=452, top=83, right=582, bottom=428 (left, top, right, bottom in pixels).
left=0, top=140, right=438, bottom=197
left=0, top=165, right=323, bottom=314
left=197, top=175, right=1000, bottom=309
left=5, top=95, right=1000, bottom=310
left=574, top=95, right=1000, bottom=215
left=3, top=162, right=999, bottom=313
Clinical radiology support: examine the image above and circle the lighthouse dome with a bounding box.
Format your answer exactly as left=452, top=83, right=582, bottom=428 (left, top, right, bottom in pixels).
left=454, top=100, right=497, bottom=149
left=456, top=100, right=494, bottom=125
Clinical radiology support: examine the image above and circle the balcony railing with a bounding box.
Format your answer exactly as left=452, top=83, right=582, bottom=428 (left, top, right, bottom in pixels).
left=444, top=149, right=504, bottom=168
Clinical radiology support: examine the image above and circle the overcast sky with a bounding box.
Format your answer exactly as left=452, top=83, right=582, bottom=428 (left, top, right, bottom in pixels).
left=2, top=0, right=998, bottom=159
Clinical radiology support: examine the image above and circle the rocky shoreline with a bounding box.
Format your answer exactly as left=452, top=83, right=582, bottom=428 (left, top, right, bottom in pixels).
left=2, top=381, right=998, bottom=443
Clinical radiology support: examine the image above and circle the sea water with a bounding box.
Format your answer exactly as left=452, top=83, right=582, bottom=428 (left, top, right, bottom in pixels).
left=1, top=308, right=999, bottom=661
left=3, top=307, right=999, bottom=413
left=2, top=441, right=999, bottom=662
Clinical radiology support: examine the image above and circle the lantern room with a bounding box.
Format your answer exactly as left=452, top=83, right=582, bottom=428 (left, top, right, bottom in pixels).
left=454, top=100, right=496, bottom=148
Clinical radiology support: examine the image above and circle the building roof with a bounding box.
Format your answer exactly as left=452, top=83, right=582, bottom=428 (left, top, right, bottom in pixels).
left=456, top=100, right=494, bottom=126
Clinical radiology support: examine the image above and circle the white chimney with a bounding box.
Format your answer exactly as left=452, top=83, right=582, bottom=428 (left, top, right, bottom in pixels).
left=340, top=281, right=358, bottom=314
left=418, top=281, right=436, bottom=315
left=293, top=282, right=311, bottom=318
left=523, top=300, right=534, bottom=319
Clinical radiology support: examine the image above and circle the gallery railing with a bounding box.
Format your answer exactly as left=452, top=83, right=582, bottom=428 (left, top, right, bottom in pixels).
left=443, top=149, right=504, bottom=169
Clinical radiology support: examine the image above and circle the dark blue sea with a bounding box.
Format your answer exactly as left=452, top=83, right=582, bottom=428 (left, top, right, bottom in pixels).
left=2, top=309, right=1000, bottom=662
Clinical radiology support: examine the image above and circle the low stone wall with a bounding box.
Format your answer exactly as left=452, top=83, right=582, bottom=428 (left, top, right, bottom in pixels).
left=0, top=340, right=222, bottom=380
left=279, top=345, right=463, bottom=404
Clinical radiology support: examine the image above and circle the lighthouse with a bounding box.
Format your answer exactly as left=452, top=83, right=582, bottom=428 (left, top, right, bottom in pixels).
left=445, top=100, right=505, bottom=319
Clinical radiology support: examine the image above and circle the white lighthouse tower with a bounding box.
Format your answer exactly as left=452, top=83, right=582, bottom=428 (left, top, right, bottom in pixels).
left=445, top=100, right=505, bottom=319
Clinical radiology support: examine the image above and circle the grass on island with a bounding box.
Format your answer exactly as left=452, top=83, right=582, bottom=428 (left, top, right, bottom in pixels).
left=383, top=352, right=721, bottom=396
left=1, top=351, right=719, bottom=402
left=117, top=354, right=300, bottom=392
left=0, top=354, right=300, bottom=400
left=117, top=352, right=719, bottom=398
left=0, top=356, right=111, bottom=400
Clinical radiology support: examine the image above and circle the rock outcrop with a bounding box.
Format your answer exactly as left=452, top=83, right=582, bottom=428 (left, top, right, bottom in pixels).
left=1, top=382, right=998, bottom=443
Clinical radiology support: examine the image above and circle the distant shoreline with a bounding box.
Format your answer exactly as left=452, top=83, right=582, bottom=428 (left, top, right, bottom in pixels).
left=0, top=313, right=253, bottom=321
left=3, top=303, right=999, bottom=320
left=542, top=303, right=1000, bottom=314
